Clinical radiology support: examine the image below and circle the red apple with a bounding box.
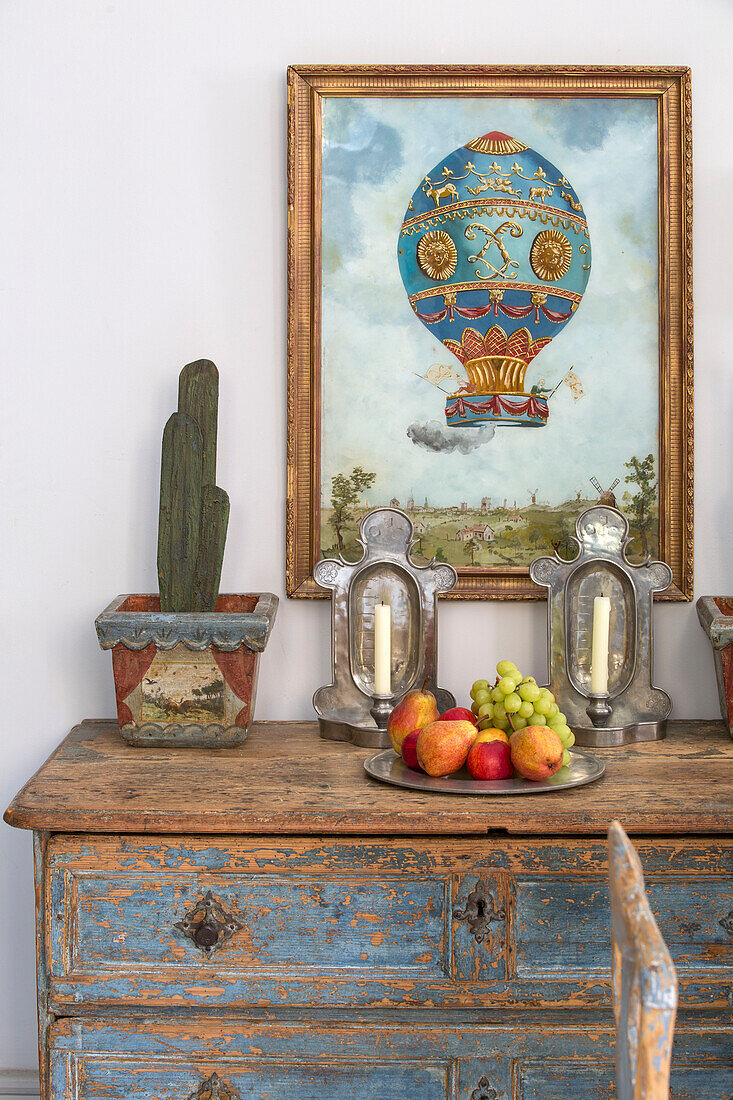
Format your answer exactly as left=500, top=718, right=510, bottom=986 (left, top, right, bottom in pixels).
left=467, top=738, right=513, bottom=781
left=401, top=729, right=423, bottom=771
left=440, top=706, right=478, bottom=726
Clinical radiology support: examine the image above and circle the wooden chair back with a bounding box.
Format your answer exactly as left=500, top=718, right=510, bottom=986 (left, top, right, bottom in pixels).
left=608, top=820, right=678, bottom=1100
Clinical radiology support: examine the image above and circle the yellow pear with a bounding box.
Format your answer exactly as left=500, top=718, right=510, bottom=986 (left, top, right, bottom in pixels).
left=387, top=685, right=439, bottom=753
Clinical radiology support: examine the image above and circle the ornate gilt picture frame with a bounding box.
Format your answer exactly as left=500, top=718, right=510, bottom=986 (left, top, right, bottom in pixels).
left=287, top=66, right=693, bottom=600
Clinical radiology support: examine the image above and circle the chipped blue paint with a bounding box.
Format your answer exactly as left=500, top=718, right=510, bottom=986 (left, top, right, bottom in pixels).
left=62, top=871, right=448, bottom=975
left=48, top=1017, right=733, bottom=1099
left=45, top=838, right=733, bottom=877
left=34, top=831, right=733, bottom=1098
left=516, top=876, right=733, bottom=975
left=46, top=837, right=732, bottom=1013
left=52, top=1059, right=450, bottom=1100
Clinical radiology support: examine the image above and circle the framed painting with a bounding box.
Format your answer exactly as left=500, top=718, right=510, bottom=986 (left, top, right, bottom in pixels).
left=286, top=66, right=693, bottom=600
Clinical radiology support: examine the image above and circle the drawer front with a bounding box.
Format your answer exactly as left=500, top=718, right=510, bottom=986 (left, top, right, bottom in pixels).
left=45, top=835, right=733, bottom=1010
left=516, top=876, right=733, bottom=975
left=516, top=1062, right=733, bottom=1100
left=66, top=872, right=448, bottom=975
left=49, top=1017, right=733, bottom=1100
left=54, top=1056, right=450, bottom=1100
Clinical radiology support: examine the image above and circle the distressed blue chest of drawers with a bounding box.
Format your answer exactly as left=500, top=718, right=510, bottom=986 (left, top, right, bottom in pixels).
left=5, top=719, right=733, bottom=1099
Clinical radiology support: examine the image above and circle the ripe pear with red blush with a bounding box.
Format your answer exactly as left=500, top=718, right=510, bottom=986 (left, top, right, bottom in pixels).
left=510, top=725, right=564, bottom=781
left=417, top=719, right=477, bottom=777
left=387, top=683, right=439, bottom=754
left=440, top=706, right=478, bottom=726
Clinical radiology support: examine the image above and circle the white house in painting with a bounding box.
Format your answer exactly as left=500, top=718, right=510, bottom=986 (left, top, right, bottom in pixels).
left=456, top=524, right=494, bottom=542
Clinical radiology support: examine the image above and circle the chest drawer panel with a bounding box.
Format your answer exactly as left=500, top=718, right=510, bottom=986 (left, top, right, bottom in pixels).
left=517, top=1062, right=733, bottom=1100
left=516, top=876, right=733, bottom=975
left=49, top=1017, right=733, bottom=1100
left=45, top=835, right=733, bottom=1011
left=53, top=1058, right=450, bottom=1100
left=68, top=873, right=447, bottom=975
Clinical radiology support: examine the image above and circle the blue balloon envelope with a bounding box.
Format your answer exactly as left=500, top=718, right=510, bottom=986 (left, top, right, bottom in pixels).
left=397, top=130, right=592, bottom=427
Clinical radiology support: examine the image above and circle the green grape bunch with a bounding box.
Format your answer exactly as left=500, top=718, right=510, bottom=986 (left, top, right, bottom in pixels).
left=470, top=660, right=574, bottom=769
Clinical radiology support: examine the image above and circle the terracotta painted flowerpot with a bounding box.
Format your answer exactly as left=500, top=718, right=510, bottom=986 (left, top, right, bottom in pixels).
left=96, top=593, right=278, bottom=747
left=696, top=596, right=733, bottom=739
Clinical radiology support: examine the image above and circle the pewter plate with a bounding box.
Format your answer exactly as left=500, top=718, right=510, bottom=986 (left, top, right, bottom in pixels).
left=364, top=747, right=605, bottom=795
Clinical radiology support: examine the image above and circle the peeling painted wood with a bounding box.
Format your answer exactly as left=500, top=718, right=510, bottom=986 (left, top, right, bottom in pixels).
left=608, top=821, right=678, bottom=1100
left=10, top=720, right=732, bottom=1099
left=47, top=1016, right=733, bottom=1099
left=32, top=832, right=50, bottom=1100
left=42, top=834, right=733, bottom=1013
left=516, top=876, right=733, bottom=975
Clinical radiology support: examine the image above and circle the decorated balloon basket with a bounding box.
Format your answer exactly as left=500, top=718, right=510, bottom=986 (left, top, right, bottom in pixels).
left=398, top=130, right=591, bottom=426
left=95, top=593, right=278, bottom=747
left=446, top=391, right=548, bottom=427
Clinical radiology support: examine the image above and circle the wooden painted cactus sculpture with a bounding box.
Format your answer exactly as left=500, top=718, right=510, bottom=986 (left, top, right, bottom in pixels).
left=158, top=359, right=230, bottom=612
left=96, top=359, right=278, bottom=747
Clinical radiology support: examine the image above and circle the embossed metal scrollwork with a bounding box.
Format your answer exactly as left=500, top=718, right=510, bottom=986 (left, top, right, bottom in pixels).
left=719, top=909, right=733, bottom=937
left=453, top=879, right=506, bottom=943
left=471, top=1077, right=499, bottom=1100
left=174, top=890, right=244, bottom=956
left=185, top=1073, right=239, bottom=1100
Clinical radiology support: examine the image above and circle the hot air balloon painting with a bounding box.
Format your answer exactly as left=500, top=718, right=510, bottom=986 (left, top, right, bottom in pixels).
left=289, top=81, right=682, bottom=598
left=398, top=131, right=592, bottom=428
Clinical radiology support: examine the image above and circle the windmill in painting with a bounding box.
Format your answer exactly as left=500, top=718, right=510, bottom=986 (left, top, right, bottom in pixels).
left=398, top=131, right=592, bottom=428
left=590, top=476, right=620, bottom=507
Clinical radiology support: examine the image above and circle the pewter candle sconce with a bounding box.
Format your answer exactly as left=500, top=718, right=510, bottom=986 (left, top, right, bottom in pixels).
left=529, top=506, right=672, bottom=747
left=313, top=508, right=457, bottom=748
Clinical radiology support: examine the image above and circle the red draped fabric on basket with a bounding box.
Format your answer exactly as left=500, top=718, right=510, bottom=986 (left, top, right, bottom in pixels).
left=446, top=394, right=548, bottom=420
left=111, top=643, right=157, bottom=725
left=415, top=301, right=573, bottom=325
left=213, top=647, right=257, bottom=728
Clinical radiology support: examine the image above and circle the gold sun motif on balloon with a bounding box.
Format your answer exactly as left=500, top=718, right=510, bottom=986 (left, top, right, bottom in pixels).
left=417, top=230, right=458, bottom=281
left=530, top=230, right=572, bottom=282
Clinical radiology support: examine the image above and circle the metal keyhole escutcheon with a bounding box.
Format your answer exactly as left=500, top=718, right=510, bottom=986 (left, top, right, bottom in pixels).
left=185, top=1073, right=240, bottom=1100
left=471, top=1077, right=498, bottom=1100
left=453, top=879, right=506, bottom=943
left=174, top=890, right=244, bottom=956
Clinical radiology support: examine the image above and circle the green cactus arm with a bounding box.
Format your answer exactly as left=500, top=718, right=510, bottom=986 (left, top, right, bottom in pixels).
left=191, top=486, right=230, bottom=611
left=178, top=359, right=219, bottom=488
left=157, top=411, right=204, bottom=612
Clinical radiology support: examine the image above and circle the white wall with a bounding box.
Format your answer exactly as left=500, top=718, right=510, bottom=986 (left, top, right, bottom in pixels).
left=1, top=0, right=731, bottom=1075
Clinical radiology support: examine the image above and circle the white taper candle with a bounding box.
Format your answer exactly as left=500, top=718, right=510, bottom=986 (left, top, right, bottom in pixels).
left=590, top=595, right=611, bottom=694
left=374, top=602, right=392, bottom=695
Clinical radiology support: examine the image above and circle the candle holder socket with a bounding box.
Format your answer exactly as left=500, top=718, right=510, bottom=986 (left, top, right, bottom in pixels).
left=586, top=692, right=613, bottom=728
left=369, top=693, right=396, bottom=731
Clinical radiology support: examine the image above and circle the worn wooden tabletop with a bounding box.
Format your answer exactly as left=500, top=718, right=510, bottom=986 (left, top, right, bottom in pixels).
left=4, top=719, right=733, bottom=836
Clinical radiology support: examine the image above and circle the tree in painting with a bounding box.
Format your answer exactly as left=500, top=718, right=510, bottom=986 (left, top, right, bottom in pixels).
left=329, top=466, right=376, bottom=552
left=465, top=536, right=481, bottom=567
left=624, top=453, right=656, bottom=556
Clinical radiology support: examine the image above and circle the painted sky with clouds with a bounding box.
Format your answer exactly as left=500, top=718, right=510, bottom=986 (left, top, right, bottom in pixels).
left=321, top=97, right=659, bottom=509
